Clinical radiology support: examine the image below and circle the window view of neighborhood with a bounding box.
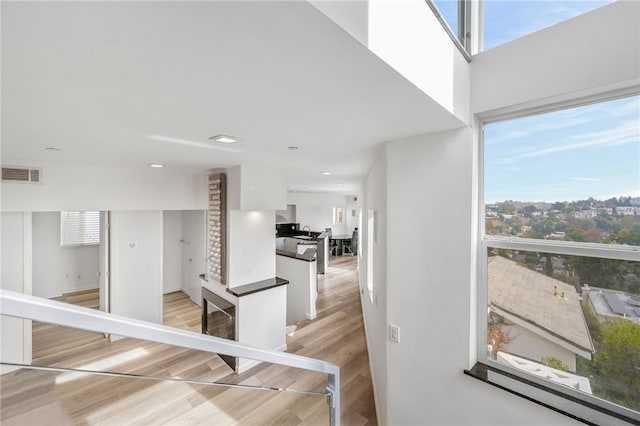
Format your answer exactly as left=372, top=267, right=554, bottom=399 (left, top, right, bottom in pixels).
left=486, top=196, right=640, bottom=247
left=484, top=94, right=639, bottom=412
left=487, top=247, right=639, bottom=411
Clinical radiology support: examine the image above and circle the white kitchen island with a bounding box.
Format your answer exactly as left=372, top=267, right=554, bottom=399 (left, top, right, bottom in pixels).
left=276, top=249, right=318, bottom=325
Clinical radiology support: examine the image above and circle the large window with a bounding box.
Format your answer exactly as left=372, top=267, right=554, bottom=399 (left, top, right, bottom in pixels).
left=480, top=94, right=639, bottom=420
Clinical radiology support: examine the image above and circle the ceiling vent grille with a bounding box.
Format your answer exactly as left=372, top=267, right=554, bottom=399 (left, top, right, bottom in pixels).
left=2, top=166, right=42, bottom=183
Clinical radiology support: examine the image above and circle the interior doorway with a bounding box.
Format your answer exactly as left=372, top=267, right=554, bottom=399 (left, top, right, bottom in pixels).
left=31, top=211, right=110, bottom=359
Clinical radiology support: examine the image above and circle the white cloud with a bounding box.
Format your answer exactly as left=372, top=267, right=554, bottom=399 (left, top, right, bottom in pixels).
left=496, top=119, right=639, bottom=164
left=571, top=177, right=599, bottom=182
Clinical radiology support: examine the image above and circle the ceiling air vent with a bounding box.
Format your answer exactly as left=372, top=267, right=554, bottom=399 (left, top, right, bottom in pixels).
left=2, top=166, right=42, bottom=183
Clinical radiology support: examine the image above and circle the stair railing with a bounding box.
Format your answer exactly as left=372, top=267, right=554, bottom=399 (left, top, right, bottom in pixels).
left=0, top=289, right=340, bottom=425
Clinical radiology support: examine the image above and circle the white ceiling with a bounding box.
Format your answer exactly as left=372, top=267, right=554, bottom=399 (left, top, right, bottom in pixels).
left=1, top=1, right=463, bottom=193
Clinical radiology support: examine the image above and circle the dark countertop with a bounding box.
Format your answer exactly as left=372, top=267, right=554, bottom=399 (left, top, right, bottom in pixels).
left=276, top=248, right=317, bottom=262
left=276, top=231, right=329, bottom=240
left=226, top=277, right=289, bottom=297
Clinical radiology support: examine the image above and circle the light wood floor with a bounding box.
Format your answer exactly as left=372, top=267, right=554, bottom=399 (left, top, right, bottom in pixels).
left=1, top=256, right=376, bottom=425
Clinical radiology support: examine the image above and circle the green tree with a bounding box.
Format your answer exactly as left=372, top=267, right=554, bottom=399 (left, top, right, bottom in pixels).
left=613, top=227, right=640, bottom=246
left=552, top=201, right=567, bottom=212
left=566, top=256, right=625, bottom=290
left=543, top=253, right=553, bottom=277
left=565, top=224, right=586, bottom=242
left=541, top=356, right=569, bottom=372
left=522, top=204, right=537, bottom=216
left=581, top=303, right=601, bottom=346
left=593, top=320, right=640, bottom=410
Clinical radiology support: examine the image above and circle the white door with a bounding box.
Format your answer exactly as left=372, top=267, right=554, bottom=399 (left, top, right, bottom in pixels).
left=181, top=210, right=206, bottom=306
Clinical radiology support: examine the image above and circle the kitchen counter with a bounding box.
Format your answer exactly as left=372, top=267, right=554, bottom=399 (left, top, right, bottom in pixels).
left=276, top=248, right=317, bottom=262
left=226, top=277, right=289, bottom=297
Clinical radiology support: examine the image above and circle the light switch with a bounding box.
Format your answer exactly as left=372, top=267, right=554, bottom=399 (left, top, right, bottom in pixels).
left=389, top=324, right=400, bottom=343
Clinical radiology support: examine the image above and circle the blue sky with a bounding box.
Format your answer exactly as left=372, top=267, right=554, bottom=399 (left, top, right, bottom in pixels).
left=483, top=0, right=613, bottom=50
left=434, top=0, right=614, bottom=51
left=432, top=1, right=637, bottom=203
left=485, top=96, right=640, bottom=203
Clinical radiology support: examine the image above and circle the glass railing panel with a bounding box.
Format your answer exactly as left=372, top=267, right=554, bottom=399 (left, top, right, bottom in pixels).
left=2, top=317, right=332, bottom=424
left=0, top=366, right=329, bottom=425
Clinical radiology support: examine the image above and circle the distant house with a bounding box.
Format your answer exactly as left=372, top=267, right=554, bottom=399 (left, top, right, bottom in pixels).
left=488, top=256, right=595, bottom=372
left=583, top=285, right=640, bottom=324
left=615, top=206, right=636, bottom=216
left=573, top=209, right=597, bottom=219
left=599, top=207, right=613, bottom=215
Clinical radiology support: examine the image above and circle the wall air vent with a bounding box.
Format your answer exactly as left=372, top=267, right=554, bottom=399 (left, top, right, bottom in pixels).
left=2, top=166, right=42, bottom=183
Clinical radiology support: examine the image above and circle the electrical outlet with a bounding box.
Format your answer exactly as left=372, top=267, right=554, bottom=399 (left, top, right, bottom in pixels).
left=389, top=324, right=400, bottom=343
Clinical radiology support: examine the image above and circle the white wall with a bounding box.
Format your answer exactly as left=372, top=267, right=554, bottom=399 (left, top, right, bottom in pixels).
left=504, top=324, right=578, bottom=373
left=471, top=1, right=640, bottom=115
left=295, top=204, right=340, bottom=234
left=312, top=0, right=470, bottom=123
left=309, top=0, right=368, bottom=46
left=110, top=211, right=163, bottom=324
left=227, top=165, right=287, bottom=211
left=1, top=162, right=207, bottom=212
left=361, top=129, right=579, bottom=425
left=227, top=210, right=275, bottom=288
left=0, top=212, right=32, bottom=372
left=181, top=210, right=206, bottom=304
left=358, top=148, right=388, bottom=423
left=32, top=212, right=99, bottom=298
left=163, top=211, right=183, bottom=294
left=287, top=192, right=356, bottom=235
left=367, top=0, right=470, bottom=122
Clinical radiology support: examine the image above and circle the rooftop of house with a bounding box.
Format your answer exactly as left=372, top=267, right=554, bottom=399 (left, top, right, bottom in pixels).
left=488, top=255, right=594, bottom=355
left=585, top=286, right=640, bottom=322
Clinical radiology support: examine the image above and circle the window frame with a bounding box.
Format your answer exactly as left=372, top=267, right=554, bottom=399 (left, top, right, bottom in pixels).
left=426, top=0, right=474, bottom=60
left=474, top=89, right=640, bottom=424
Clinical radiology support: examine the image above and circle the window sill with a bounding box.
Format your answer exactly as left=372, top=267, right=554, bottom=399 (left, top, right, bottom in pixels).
left=464, top=362, right=639, bottom=426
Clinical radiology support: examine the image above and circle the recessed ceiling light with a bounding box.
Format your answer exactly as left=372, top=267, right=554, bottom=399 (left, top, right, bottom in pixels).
left=321, top=171, right=332, bottom=175
left=288, top=146, right=299, bottom=151
left=148, top=163, right=165, bottom=168
left=209, top=134, right=238, bottom=144
left=45, top=147, right=61, bottom=151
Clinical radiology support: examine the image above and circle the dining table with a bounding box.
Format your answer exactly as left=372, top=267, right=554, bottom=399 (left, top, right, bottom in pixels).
left=330, top=234, right=351, bottom=256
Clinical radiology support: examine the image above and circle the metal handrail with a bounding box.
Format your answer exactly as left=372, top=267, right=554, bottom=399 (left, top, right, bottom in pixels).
left=0, top=289, right=340, bottom=425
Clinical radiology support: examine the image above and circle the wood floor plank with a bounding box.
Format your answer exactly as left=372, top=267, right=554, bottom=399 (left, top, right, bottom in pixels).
left=0, top=256, right=377, bottom=425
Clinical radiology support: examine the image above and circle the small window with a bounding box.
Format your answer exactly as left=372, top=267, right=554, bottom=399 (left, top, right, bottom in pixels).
left=367, top=209, right=376, bottom=303
left=332, top=207, right=344, bottom=225
left=60, top=211, right=100, bottom=247
left=430, top=0, right=470, bottom=54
